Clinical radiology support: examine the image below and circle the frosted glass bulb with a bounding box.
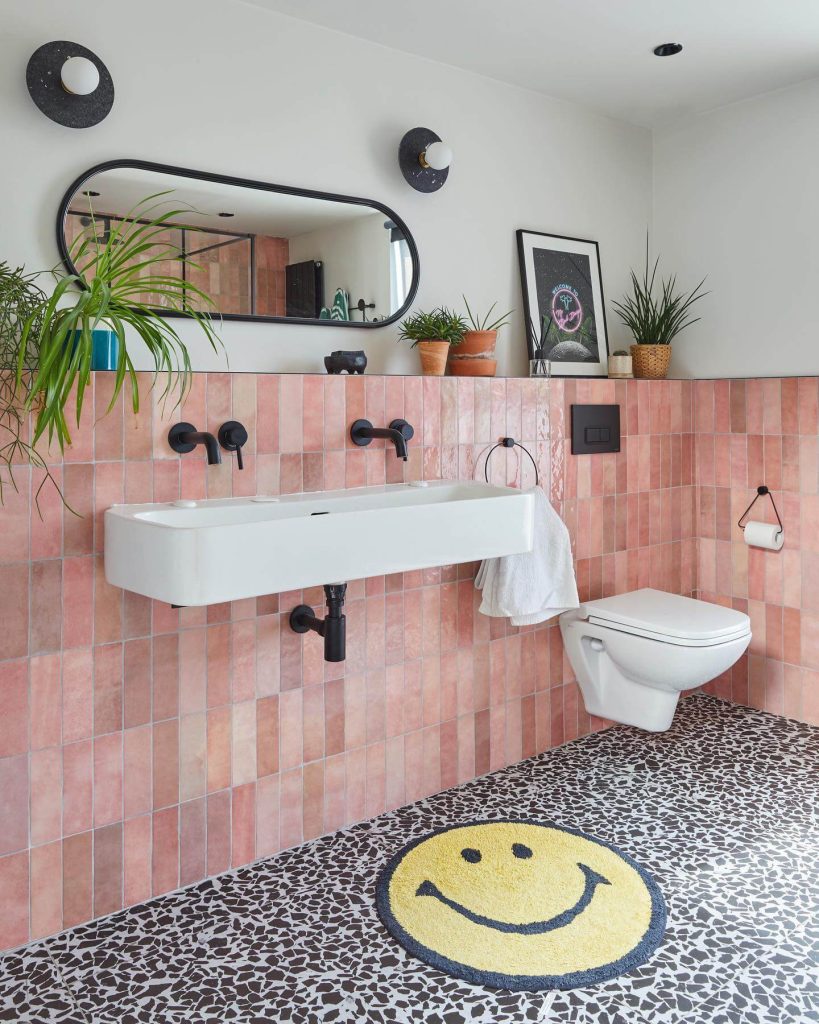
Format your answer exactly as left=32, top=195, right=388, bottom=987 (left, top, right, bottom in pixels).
left=61, top=56, right=100, bottom=96
left=423, top=141, right=452, bottom=171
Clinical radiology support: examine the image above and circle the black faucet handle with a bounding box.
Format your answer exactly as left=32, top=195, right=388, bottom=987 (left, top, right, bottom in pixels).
left=218, top=420, right=249, bottom=470
left=389, top=419, right=414, bottom=442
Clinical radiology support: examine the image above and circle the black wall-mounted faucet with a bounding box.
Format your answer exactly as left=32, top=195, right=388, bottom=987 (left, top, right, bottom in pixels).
left=168, top=422, right=222, bottom=465
left=350, top=418, right=414, bottom=461
left=218, top=420, right=249, bottom=470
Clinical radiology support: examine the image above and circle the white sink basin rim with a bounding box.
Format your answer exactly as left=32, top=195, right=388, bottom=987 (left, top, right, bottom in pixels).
left=104, top=480, right=535, bottom=607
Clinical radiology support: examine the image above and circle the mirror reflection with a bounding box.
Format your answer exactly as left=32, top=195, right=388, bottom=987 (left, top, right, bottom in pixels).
left=58, top=161, right=419, bottom=326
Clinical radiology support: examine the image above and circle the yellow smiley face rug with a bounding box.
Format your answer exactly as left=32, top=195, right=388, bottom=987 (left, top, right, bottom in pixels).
left=375, top=819, right=666, bottom=991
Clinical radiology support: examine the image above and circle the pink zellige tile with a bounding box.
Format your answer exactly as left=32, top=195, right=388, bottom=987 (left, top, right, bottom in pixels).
left=179, top=798, right=206, bottom=888
left=256, top=774, right=280, bottom=858
left=0, top=660, right=28, bottom=758
left=93, top=732, right=123, bottom=827
left=62, top=739, right=92, bottom=837
left=123, top=814, right=152, bottom=907
left=30, top=841, right=62, bottom=940
left=62, top=831, right=92, bottom=929
left=0, top=852, right=29, bottom=949
left=206, top=791, right=231, bottom=876
left=279, top=768, right=304, bottom=850
left=303, top=761, right=325, bottom=841
left=93, top=823, right=123, bottom=918
left=231, top=783, right=256, bottom=867
left=152, top=806, right=179, bottom=896
left=30, top=654, right=61, bottom=750
left=30, top=747, right=62, bottom=846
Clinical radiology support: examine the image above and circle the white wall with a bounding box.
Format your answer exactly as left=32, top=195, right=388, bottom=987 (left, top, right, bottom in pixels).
left=289, top=212, right=392, bottom=321
left=653, top=77, right=819, bottom=378
left=3, top=0, right=651, bottom=375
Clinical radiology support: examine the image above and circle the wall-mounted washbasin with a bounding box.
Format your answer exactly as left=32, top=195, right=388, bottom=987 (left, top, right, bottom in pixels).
left=105, top=481, right=535, bottom=606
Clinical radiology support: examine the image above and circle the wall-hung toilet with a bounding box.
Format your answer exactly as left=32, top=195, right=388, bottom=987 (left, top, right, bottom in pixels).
left=559, top=588, right=751, bottom=732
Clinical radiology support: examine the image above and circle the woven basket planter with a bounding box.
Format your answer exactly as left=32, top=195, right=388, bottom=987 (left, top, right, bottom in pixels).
left=631, top=344, right=672, bottom=379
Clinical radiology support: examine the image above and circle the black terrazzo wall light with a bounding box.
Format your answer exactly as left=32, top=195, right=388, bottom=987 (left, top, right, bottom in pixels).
left=26, top=41, right=114, bottom=128
left=398, top=127, right=452, bottom=192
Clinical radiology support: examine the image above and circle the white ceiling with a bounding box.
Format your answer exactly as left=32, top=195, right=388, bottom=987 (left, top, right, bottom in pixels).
left=70, top=168, right=379, bottom=237
left=246, top=0, right=819, bottom=126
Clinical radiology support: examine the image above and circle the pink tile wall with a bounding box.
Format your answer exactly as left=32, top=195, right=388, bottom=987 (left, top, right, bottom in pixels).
left=693, top=378, right=819, bottom=724
left=0, top=372, right=696, bottom=951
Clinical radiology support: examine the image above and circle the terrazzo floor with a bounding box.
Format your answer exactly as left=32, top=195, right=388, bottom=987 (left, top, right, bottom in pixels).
left=2, top=695, right=817, bottom=1024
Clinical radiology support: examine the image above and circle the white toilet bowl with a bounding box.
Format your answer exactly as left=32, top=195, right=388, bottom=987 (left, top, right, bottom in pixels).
left=559, top=588, right=751, bottom=732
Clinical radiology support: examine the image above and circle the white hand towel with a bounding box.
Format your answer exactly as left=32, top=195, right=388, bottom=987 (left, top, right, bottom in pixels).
left=475, top=487, right=579, bottom=626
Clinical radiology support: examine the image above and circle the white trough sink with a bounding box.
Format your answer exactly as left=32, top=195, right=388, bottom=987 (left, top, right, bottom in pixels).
left=105, top=481, right=535, bottom=606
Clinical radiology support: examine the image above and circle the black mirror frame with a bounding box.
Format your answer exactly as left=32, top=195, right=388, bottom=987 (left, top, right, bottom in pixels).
left=56, top=158, right=420, bottom=329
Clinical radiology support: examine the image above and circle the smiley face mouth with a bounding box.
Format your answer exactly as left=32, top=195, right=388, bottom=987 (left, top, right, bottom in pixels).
left=415, top=862, right=611, bottom=935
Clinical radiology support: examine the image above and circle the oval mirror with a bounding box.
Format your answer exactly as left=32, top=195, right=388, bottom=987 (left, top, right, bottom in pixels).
left=57, top=160, right=419, bottom=327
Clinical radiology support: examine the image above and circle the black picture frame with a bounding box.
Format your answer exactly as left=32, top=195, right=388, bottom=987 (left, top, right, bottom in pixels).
left=516, top=229, right=609, bottom=377
left=56, top=158, right=421, bottom=330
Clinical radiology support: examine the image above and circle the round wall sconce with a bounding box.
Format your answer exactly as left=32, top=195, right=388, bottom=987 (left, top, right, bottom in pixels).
left=26, top=41, right=114, bottom=128
left=399, top=127, right=452, bottom=193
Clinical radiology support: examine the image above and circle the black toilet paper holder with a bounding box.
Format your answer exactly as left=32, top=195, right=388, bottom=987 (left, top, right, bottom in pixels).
left=737, top=485, right=782, bottom=532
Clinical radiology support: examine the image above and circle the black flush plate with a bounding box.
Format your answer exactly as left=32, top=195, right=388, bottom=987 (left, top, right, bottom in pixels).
left=571, top=404, right=621, bottom=454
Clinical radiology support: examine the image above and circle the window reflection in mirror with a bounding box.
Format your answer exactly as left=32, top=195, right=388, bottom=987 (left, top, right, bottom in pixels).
left=58, top=162, right=419, bottom=327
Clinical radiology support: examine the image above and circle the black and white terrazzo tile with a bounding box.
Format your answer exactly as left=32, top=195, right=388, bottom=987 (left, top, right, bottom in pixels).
left=2, top=695, right=817, bottom=1024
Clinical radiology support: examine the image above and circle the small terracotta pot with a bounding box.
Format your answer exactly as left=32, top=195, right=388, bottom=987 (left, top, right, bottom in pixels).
left=416, top=340, right=450, bottom=376
left=631, top=344, right=672, bottom=379
left=448, top=330, right=498, bottom=376
left=449, top=358, right=497, bottom=377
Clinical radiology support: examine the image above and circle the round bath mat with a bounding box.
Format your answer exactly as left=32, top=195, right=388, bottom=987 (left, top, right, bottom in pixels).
left=375, top=819, right=666, bottom=992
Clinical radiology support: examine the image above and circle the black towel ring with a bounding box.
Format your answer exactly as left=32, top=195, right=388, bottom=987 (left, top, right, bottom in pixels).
left=483, top=437, right=539, bottom=487
left=737, top=485, right=783, bottom=531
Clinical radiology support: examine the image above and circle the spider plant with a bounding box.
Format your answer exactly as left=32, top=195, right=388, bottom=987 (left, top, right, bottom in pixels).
left=397, top=307, right=467, bottom=346
left=612, top=240, right=707, bottom=346
left=19, top=192, right=222, bottom=453
left=462, top=297, right=514, bottom=333
left=0, top=262, right=63, bottom=509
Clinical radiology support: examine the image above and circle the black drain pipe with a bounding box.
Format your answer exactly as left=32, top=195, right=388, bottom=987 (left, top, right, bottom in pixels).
left=289, top=583, right=347, bottom=662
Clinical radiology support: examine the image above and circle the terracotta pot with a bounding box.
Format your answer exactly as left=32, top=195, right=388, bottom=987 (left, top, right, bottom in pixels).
left=631, top=344, right=672, bottom=379
left=448, top=330, right=498, bottom=376
left=416, top=340, right=450, bottom=376
left=607, top=354, right=633, bottom=379
left=449, top=358, right=497, bottom=377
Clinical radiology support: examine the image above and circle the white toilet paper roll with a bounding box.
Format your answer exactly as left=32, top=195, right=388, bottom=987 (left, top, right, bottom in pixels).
left=743, top=520, right=784, bottom=551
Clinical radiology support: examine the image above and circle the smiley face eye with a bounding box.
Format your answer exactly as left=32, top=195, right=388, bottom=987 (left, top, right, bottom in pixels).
left=461, top=848, right=482, bottom=864
left=512, top=843, right=533, bottom=859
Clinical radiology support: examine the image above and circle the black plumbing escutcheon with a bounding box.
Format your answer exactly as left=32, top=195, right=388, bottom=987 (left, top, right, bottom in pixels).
left=218, top=420, right=248, bottom=470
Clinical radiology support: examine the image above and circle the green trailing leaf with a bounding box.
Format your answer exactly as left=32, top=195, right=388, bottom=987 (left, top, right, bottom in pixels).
left=398, top=307, right=467, bottom=346
left=0, top=262, right=66, bottom=512
left=19, top=192, right=223, bottom=454
left=612, top=237, right=707, bottom=346
left=462, top=297, right=514, bottom=333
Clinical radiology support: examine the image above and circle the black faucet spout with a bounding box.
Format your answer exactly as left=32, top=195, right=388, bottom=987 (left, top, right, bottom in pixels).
left=350, top=418, right=414, bottom=461
left=168, top=423, right=222, bottom=464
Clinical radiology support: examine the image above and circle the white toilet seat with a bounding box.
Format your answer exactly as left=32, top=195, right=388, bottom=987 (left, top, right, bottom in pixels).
left=581, top=589, right=751, bottom=647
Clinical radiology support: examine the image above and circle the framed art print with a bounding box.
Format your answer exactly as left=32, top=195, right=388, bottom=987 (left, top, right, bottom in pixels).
left=516, top=230, right=609, bottom=377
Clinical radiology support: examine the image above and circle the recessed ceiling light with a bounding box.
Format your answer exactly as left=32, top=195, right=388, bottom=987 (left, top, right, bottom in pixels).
left=217, top=211, right=235, bottom=218
left=653, top=43, right=683, bottom=57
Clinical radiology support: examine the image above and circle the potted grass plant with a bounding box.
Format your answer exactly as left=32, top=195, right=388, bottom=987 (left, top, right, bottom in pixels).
left=612, top=241, right=707, bottom=379
left=448, top=298, right=514, bottom=377
left=398, top=307, right=467, bottom=376
left=18, top=193, right=222, bottom=454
